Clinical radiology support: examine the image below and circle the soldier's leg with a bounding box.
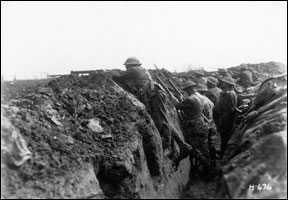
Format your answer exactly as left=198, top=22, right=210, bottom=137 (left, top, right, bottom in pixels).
left=220, top=128, right=233, bottom=157
left=208, top=127, right=217, bottom=167
left=194, top=118, right=214, bottom=180
left=219, top=130, right=226, bottom=158
left=194, top=118, right=210, bottom=160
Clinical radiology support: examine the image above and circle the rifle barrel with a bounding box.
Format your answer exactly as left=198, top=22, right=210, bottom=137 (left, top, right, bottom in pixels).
left=155, top=74, right=170, bottom=94
left=154, top=63, right=184, bottom=101
left=154, top=64, right=166, bottom=78
left=168, top=79, right=182, bottom=98
left=71, top=70, right=97, bottom=74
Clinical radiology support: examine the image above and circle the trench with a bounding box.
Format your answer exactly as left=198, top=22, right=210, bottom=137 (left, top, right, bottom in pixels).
left=2, top=65, right=286, bottom=199
left=92, top=111, right=221, bottom=199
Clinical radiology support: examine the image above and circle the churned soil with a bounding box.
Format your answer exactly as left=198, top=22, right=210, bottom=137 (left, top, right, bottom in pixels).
left=2, top=73, right=147, bottom=184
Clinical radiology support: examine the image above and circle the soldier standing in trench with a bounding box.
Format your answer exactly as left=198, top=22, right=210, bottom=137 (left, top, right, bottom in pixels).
left=205, top=76, right=223, bottom=127
left=218, top=68, right=233, bottom=90
left=237, top=65, right=255, bottom=89
left=196, top=84, right=218, bottom=174
left=205, top=77, right=223, bottom=106
left=213, top=77, right=238, bottom=157
left=171, top=81, right=210, bottom=178
left=192, top=69, right=207, bottom=85
left=112, top=57, right=192, bottom=163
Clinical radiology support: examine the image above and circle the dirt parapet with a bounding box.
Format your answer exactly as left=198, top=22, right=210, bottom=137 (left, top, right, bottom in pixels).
left=1, top=72, right=190, bottom=199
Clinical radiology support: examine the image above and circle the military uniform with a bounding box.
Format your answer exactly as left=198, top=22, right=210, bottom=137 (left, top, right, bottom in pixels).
left=115, top=66, right=152, bottom=99
left=174, top=93, right=210, bottom=163
left=214, top=89, right=238, bottom=154
left=114, top=57, right=191, bottom=160
left=196, top=89, right=218, bottom=168
left=115, top=66, right=173, bottom=148
left=148, top=85, right=172, bottom=150
left=238, top=70, right=254, bottom=88
left=206, top=87, right=223, bottom=106
left=218, top=69, right=233, bottom=90
left=206, top=76, right=223, bottom=106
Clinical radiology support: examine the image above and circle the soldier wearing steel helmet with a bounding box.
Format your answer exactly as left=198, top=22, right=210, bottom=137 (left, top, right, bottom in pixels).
left=192, top=69, right=207, bottom=85
left=196, top=84, right=218, bottom=173
left=113, top=57, right=192, bottom=163
left=218, top=68, right=233, bottom=90
left=113, top=57, right=153, bottom=96
left=218, top=68, right=232, bottom=79
left=171, top=81, right=210, bottom=177
left=205, top=76, right=223, bottom=106
left=213, top=76, right=238, bottom=156
left=237, top=65, right=255, bottom=89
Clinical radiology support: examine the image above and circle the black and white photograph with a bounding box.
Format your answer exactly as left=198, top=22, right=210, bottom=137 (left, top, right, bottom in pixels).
left=1, top=1, right=287, bottom=199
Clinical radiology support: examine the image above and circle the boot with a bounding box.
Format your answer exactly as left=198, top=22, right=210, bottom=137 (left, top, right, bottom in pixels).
left=178, top=142, right=192, bottom=160
left=172, top=143, right=193, bottom=170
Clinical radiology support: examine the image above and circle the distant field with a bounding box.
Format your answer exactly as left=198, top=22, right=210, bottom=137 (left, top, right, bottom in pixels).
left=3, top=78, right=54, bottom=87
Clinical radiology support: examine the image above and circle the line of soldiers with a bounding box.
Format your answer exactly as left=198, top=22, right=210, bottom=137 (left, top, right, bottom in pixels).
left=113, top=57, right=253, bottom=179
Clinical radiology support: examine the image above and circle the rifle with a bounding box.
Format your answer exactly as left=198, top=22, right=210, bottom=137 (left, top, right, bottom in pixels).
left=71, top=70, right=97, bottom=76
left=154, top=73, right=177, bottom=100
left=153, top=65, right=185, bottom=122
left=154, top=64, right=183, bottom=101
left=47, top=74, right=70, bottom=78
left=167, top=79, right=183, bottom=100
left=153, top=63, right=166, bottom=78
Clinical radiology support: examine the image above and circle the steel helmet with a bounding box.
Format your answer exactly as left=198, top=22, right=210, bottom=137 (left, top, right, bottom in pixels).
left=197, top=84, right=208, bottom=92
left=123, top=57, right=142, bottom=66
left=222, top=77, right=236, bottom=86
left=240, top=64, right=249, bottom=70
left=207, top=76, right=218, bottom=86
left=182, top=81, right=198, bottom=90
left=194, top=70, right=204, bottom=76
left=218, top=68, right=228, bottom=73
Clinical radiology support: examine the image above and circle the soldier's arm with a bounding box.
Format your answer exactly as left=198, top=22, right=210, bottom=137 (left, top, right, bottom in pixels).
left=173, top=98, right=191, bottom=110
left=229, top=92, right=238, bottom=108
left=118, top=69, right=136, bottom=81
left=205, top=91, right=217, bottom=106
left=112, top=69, right=137, bottom=86
left=221, top=92, right=238, bottom=118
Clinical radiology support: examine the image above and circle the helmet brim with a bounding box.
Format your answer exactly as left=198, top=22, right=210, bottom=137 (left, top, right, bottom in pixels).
left=183, top=85, right=197, bottom=90
left=222, top=80, right=235, bottom=86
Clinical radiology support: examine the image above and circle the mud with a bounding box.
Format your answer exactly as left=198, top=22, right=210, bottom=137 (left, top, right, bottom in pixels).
left=1, top=72, right=190, bottom=199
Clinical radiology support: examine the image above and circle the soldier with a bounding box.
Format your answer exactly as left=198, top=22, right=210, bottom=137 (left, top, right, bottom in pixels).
left=205, top=76, right=223, bottom=106
left=113, top=57, right=192, bottom=161
left=112, top=57, right=152, bottom=100
left=196, top=84, right=218, bottom=171
left=218, top=68, right=232, bottom=90
left=193, top=69, right=207, bottom=85
left=218, top=68, right=232, bottom=79
left=237, top=65, right=255, bottom=89
left=171, top=81, right=210, bottom=177
left=213, top=77, right=238, bottom=156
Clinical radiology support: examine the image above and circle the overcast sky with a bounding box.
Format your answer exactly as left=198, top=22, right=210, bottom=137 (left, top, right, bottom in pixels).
left=1, top=1, right=287, bottom=80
